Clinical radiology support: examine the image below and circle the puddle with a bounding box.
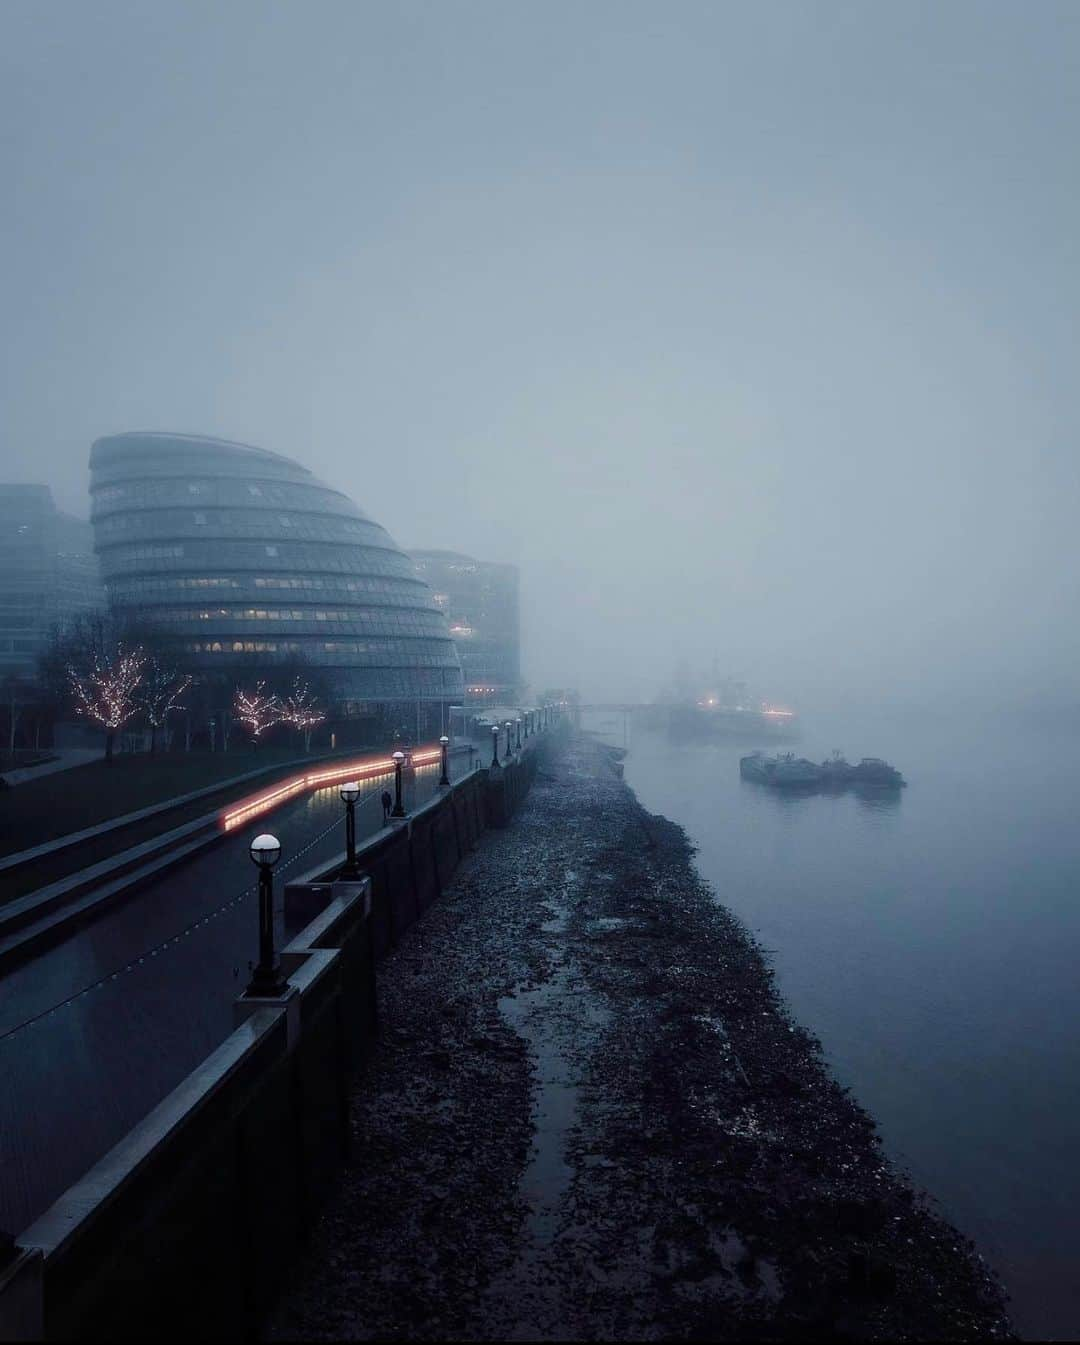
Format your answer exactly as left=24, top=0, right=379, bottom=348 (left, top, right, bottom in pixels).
left=487, top=876, right=612, bottom=1337
left=499, top=972, right=579, bottom=1247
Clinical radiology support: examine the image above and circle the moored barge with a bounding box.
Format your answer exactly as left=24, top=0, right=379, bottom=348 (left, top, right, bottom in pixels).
left=740, top=751, right=905, bottom=791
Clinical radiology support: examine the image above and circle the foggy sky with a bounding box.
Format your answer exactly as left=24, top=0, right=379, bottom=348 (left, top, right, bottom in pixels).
left=2, top=1, right=1077, bottom=709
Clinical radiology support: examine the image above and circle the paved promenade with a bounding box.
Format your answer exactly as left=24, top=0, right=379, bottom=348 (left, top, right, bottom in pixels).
left=0, top=758, right=456, bottom=1236
left=0, top=750, right=100, bottom=788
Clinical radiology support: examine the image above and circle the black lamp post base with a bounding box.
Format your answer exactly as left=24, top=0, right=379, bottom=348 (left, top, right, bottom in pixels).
left=243, top=967, right=291, bottom=1000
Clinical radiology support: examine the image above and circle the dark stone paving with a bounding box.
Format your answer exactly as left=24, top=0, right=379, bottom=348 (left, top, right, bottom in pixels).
left=268, top=734, right=1012, bottom=1340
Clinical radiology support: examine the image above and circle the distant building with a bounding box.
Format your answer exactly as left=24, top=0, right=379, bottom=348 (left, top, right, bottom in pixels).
left=0, top=484, right=104, bottom=680
left=89, top=433, right=463, bottom=729
left=409, top=550, right=521, bottom=705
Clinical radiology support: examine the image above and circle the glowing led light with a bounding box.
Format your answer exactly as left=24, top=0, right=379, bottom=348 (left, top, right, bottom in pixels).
left=68, top=644, right=146, bottom=733
left=281, top=677, right=326, bottom=748
left=234, top=681, right=284, bottom=740
left=221, top=741, right=446, bottom=831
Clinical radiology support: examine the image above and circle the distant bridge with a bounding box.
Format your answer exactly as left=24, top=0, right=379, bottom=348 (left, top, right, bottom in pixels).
left=575, top=704, right=649, bottom=713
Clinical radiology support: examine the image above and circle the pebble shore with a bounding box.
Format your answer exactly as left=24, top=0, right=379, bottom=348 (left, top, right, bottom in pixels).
left=268, top=732, right=1012, bottom=1341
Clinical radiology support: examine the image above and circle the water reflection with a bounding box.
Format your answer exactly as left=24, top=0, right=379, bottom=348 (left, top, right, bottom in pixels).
left=852, top=786, right=903, bottom=817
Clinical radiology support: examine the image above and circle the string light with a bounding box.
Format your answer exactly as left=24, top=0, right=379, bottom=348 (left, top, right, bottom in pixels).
left=233, top=681, right=284, bottom=740
left=68, top=644, right=146, bottom=733
left=280, top=676, right=326, bottom=749
left=140, top=656, right=192, bottom=731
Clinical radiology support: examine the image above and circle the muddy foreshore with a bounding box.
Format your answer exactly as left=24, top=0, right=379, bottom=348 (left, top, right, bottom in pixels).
left=268, top=732, right=1012, bottom=1341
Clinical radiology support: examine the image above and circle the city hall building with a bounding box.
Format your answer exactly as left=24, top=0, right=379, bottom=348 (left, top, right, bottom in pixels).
left=89, top=433, right=463, bottom=736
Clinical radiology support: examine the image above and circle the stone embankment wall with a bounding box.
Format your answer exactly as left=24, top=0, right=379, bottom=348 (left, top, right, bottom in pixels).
left=0, top=733, right=556, bottom=1343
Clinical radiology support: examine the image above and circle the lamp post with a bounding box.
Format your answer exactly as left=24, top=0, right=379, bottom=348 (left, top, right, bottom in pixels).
left=391, top=750, right=406, bottom=817
left=340, top=781, right=360, bottom=873
left=505, top=720, right=513, bottom=758
left=522, top=711, right=529, bottom=742
left=515, top=717, right=522, bottom=750
left=247, top=833, right=288, bottom=998
left=439, top=734, right=450, bottom=787
left=491, top=723, right=500, bottom=768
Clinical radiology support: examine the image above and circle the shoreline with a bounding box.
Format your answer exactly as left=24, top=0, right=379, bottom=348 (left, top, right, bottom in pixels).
left=269, top=732, right=1012, bottom=1340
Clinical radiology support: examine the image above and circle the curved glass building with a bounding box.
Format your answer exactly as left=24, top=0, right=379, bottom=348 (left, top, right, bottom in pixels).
left=89, top=433, right=463, bottom=709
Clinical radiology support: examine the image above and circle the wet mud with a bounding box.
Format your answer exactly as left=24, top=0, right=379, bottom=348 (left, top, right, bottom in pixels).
left=268, top=733, right=1012, bottom=1340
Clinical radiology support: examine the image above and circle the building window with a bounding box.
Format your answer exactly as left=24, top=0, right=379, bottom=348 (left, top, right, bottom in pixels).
left=194, top=512, right=207, bottom=525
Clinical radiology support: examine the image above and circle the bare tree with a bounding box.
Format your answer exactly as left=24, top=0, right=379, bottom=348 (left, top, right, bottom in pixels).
left=138, top=655, right=192, bottom=755
left=37, top=611, right=115, bottom=737
left=68, top=644, right=147, bottom=762
left=233, top=681, right=284, bottom=748
left=1, top=674, right=36, bottom=763
left=280, top=675, right=326, bottom=753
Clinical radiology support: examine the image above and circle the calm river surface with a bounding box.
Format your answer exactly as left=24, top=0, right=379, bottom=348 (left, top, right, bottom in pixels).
left=588, top=706, right=1080, bottom=1340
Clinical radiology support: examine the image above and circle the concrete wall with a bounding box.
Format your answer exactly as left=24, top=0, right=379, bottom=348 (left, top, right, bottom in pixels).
left=0, top=730, right=563, bottom=1342
left=483, top=745, right=540, bottom=827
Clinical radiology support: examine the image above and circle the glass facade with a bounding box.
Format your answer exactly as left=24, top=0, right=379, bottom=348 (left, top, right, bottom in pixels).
left=90, top=433, right=463, bottom=704
left=0, top=484, right=104, bottom=678
left=409, top=550, right=521, bottom=704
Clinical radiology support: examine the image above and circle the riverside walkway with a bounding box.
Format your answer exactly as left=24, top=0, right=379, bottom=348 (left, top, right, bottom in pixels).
left=0, top=750, right=473, bottom=1237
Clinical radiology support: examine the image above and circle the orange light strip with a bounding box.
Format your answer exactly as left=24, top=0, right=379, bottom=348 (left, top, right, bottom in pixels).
left=221, top=743, right=444, bottom=832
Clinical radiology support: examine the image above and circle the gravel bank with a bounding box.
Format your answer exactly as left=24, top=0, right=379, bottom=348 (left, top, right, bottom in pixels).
left=268, top=732, right=1011, bottom=1340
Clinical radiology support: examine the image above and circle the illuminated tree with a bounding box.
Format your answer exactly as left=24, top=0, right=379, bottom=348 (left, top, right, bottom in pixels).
left=280, top=676, right=326, bottom=753
left=233, top=681, right=283, bottom=747
left=138, top=656, right=192, bottom=755
left=68, top=644, right=146, bottom=762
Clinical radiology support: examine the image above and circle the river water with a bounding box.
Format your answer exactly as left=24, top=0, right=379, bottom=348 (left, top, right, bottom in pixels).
left=585, top=706, right=1080, bottom=1340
